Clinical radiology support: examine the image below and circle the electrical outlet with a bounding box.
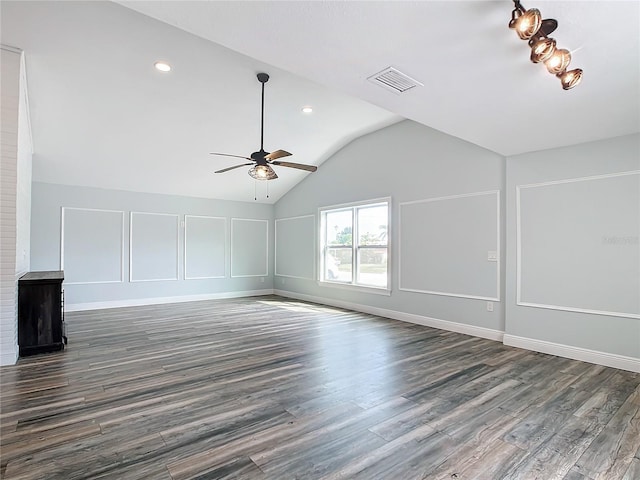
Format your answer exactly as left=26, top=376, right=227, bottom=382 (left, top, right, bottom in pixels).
left=486, top=301, right=494, bottom=312
left=281, top=278, right=285, bottom=285
left=260, top=277, right=265, bottom=283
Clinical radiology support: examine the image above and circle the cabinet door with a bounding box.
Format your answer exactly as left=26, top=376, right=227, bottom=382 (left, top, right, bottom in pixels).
left=18, top=281, right=63, bottom=351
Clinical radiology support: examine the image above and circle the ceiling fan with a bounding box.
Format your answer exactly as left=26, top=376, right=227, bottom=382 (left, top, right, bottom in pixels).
left=210, top=73, right=318, bottom=180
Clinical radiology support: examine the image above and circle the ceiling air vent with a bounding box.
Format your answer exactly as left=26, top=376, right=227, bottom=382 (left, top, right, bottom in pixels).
left=367, top=67, right=423, bottom=94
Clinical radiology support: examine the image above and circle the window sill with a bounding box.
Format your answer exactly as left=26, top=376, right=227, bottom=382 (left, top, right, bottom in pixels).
left=317, top=280, right=391, bottom=296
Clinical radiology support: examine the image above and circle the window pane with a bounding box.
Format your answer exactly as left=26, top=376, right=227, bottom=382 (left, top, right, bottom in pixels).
left=357, top=247, right=387, bottom=287
left=326, top=210, right=352, bottom=246
left=326, top=247, right=352, bottom=282
left=358, top=205, right=388, bottom=245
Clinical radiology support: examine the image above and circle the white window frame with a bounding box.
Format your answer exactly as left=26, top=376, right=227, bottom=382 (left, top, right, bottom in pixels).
left=318, top=197, right=391, bottom=295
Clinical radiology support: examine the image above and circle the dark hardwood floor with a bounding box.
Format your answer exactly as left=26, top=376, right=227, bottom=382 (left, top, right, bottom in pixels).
left=1, top=295, right=639, bottom=480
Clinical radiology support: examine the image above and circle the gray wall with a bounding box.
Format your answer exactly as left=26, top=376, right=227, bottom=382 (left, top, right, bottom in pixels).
left=505, top=134, right=640, bottom=358
left=274, top=121, right=640, bottom=363
left=274, top=120, right=506, bottom=334
left=27, top=122, right=640, bottom=364
left=31, top=182, right=274, bottom=308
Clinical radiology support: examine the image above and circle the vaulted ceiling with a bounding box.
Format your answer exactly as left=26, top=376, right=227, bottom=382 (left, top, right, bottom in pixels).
left=2, top=1, right=638, bottom=203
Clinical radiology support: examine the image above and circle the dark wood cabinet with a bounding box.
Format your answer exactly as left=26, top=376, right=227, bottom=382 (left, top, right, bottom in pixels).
left=18, top=271, right=65, bottom=356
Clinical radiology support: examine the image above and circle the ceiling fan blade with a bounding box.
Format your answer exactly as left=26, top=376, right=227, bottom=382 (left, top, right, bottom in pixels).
left=264, top=149, right=292, bottom=161
left=271, top=161, right=318, bottom=172
left=214, top=163, right=254, bottom=173
left=210, top=152, right=252, bottom=161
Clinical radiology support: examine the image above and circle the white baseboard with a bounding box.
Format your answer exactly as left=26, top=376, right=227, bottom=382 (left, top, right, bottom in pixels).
left=273, top=289, right=504, bottom=342
left=65, top=289, right=275, bottom=312
left=503, top=334, right=640, bottom=373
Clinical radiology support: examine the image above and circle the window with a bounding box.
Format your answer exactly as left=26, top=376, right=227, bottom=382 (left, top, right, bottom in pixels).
left=319, top=198, right=390, bottom=292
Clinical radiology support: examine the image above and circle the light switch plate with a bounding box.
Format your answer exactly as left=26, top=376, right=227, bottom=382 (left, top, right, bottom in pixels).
left=487, top=251, right=498, bottom=262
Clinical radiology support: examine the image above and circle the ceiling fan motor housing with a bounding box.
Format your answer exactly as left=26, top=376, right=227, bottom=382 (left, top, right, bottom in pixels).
left=251, top=150, right=269, bottom=164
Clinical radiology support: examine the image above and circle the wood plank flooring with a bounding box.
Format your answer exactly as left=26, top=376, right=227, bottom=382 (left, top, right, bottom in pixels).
left=1, top=295, right=639, bottom=479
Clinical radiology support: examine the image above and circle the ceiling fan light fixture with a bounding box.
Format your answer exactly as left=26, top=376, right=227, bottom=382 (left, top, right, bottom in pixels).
left=558, top=68, right=583, bottom=90
left=248, top=164, right=277, bottom=180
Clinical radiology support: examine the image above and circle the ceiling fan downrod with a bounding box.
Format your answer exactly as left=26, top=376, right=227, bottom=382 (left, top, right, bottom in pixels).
left=257, top=73, right=269, bottom=153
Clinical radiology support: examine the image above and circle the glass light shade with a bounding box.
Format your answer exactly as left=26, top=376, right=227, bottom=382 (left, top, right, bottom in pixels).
left=513, top=9, right=542, bottom=40
left=248, top=164, right=277, bottom=180
left=558, top=68, right=583, bottom=90
left=530, top=37, right=557, bottom=63
left=544, top=48, right=571, bottom=75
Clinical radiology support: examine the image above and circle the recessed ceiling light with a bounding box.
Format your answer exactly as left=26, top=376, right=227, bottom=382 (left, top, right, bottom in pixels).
left=154, top=61, right=171, bottom=72
left=302, top=106, right=313, bottom=114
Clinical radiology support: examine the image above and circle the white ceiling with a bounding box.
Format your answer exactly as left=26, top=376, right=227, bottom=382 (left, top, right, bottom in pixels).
left=2, top=1, right=639, bottom=204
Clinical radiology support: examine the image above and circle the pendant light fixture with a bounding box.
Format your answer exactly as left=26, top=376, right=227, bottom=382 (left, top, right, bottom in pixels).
left=544, top=48, right=572, bottom=75
left=529, top=37, right=557, bottom=64
left=511, top=8, right=542, bottom=40
left=558, top=69, right=584, bottom=90
left=508, top=0, right=583, bottom=90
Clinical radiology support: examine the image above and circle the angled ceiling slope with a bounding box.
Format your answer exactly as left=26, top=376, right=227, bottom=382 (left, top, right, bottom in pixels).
left=121, top=0, right=640, bottom=157
left=0, top=1, right=401, bottom=203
